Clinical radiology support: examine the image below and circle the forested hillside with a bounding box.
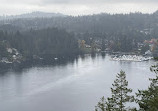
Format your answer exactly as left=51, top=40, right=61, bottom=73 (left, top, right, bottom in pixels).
left=1, top=11, right=158, bottom=39
left=1, top=11, right=158, bottom=50
left=0, top=11, right=158, bottom=67
left=0, top=28, right=80, bottom=66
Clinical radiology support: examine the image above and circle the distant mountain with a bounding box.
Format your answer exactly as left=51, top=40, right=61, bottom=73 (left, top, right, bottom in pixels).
left=1, top=10, right=158, bottom=36
left=1, top=11, right=67, bottom=20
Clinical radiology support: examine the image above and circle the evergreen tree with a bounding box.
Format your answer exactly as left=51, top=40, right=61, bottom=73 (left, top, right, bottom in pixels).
left=95, top=70, right=135, bottom=111
left=95, top=96, right=106, bottom=111
left=136, top=65, right=158, bottom=111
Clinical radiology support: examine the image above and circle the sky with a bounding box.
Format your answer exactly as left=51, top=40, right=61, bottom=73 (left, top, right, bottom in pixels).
left=0, top=0, right=158, bottom=16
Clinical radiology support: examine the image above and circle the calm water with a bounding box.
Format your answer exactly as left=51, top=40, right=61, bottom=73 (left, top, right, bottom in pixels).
left=0, top=54, right=156, bottom=111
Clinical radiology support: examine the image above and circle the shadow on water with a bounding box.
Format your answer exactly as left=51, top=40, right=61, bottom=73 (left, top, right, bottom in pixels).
left=0, top=53, right=108, bottom=75
left=101, top=52, right=106, bottom=59
left=91, top=53, right=97, bottom=60
left=0, top=55, right=79, bottom=74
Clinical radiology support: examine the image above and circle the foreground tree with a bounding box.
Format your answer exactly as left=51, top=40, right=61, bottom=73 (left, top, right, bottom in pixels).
left=95, top=70, right=135, bottom=111
left=136, top=65, right=158, bottom=111
left=95, top=96, right=106, bottom=111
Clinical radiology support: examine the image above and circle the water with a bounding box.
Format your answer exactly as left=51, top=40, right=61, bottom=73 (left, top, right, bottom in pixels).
left=0, top=54, right=156, bottom=111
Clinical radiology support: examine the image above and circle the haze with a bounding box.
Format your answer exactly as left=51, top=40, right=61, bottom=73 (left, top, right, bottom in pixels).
left=0, top=0, right=158, bottom=16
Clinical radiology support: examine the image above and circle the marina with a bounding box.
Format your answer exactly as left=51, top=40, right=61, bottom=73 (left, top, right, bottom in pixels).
left=111, top=55, right=153, bottom=62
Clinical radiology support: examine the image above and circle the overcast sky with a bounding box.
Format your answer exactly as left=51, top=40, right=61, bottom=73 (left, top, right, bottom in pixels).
left=0, top=0, right=158, bottom=16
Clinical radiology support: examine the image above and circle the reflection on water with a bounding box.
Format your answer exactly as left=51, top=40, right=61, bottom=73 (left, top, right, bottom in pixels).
left=0, top=54, right=156, bottom=111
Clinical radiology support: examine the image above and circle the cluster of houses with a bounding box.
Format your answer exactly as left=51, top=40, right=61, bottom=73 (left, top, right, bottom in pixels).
left=0, top=47, right=22, bottom=64
left=78, top=40, right=101, bottom=53
left=78, top=38, right=158, bottom=58
left=144, top=38, right=158, bottom=57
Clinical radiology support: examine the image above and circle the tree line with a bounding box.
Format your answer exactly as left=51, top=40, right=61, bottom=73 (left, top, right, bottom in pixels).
left=0, top=28, right=80, bottom=60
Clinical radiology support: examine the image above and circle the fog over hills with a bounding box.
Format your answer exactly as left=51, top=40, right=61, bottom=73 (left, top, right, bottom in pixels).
left=0, top=11, right=66, bottom=20
left=0, top=10, right=158, bottom=34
